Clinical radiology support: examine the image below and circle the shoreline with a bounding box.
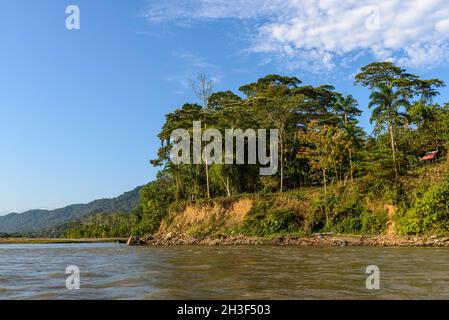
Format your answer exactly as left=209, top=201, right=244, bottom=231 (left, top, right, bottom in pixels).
left=2, top=234, right=449, bottom=247
left=138, top=233, right=449, bottom=247
left=0, top=238, right=127, bottom=244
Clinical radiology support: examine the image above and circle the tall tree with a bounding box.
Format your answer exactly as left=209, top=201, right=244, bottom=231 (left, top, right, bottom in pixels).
left=190, top=73, right=214, bottom=109
left=356, top=62, right=444, bottom=104
left=333, top=95, right=362, bottom=181
left=209, top=91, right=251, bottom=196
left=151, top=103, right=204, bottom=199
left=368, top=83, right=410, bottom=180
left=240, top=75, right=302, bottom=192
left=333, top=95, right=361, bottom=126
left=355, top=61, right=417, bottom=89
left=190, top=73, right=215, bottom=198
left=298, top=121, right=347, bottom=193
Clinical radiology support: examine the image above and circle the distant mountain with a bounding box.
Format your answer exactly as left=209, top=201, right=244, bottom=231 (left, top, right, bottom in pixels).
left=0, top=187, right=141, bottom=236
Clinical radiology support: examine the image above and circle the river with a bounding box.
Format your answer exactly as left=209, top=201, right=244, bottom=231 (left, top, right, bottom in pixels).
left=1, top=243, right=448, bottom=299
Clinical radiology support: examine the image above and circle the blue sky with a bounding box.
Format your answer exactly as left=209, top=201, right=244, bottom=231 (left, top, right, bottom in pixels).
left=1, top=0, right=449, bottom=213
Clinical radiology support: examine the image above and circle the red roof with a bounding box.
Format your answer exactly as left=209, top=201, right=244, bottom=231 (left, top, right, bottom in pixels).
left=421, top=151, right=438, bottom=161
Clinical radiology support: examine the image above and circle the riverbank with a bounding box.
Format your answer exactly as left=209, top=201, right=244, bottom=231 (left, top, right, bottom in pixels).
left=4, top=234, right=449, bottom=247
left=137, top=233, right=449, bottom=247
left=0, top=237, right=127, bottom=244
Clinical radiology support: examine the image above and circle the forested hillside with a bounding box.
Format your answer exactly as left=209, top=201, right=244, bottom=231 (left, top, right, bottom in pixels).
left=0, top=187, right=141, bottom=236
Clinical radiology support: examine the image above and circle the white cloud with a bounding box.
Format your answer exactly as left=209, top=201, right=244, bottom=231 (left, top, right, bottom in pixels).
left=144, top=0, right=449, bottom=72
left=144, top=0, right=293, bottom=22
left=164, top=51, right=223, bottom=94
left=172, top=51, right=218, bottom=69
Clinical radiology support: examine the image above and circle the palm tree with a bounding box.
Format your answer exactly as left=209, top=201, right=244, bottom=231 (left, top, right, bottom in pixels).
left=334, top=95, right=362, bottom=181
left=368, top=83, right=410, bottom=180
left=334, top=95, right=362, bottom=127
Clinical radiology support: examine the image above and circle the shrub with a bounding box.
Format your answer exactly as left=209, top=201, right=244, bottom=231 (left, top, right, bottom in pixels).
left=398, top=182, right=449, bottom=235
left=332, top=203, right=364, bottom=234
left=360, top=210, right=388, bottom=235
left=334, top=216, right=362, bottom=234
left=138, top=179, right=175, bottom=234
left=239, top=201, right=299, bottom=236
left=395, top=208, right=422, bottom=235
left=259, top=209, right=298, bottom=235
left=358, top=175, right=398, bottom=203
left=308, top=189, right=388, bottom=235
left=309, top=193, right=339, bottom=232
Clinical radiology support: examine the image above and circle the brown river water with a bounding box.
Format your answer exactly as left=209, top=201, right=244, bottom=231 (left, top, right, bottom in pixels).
left=1, top=243, right=449, bottom=299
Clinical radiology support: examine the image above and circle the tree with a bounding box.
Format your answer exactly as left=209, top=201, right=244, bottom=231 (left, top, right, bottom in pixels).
left=190, top=73, right=215, bottom=198
left=239, top=75, right=339, bottom=192
left=210, top=91, right=251, bottom=196
left=139, top=177, right=175, bottom=234
left=152, top=103, right=204, bottom=199
left=190, top=73, right=213, bottom=109
left=333, top=95, right=362, bottom=181
left=240, top=75, right=302, bottom=192
left=355, top=61, right=418, bottom=89
left=355, top=61, right=444, bottom=102
left=333, top=95, right=361, bottom=126
left=298, top=121, right=348, bottom=193
left=208, top=90, right=241, bottom=111
left=407, top=103, right=449, bottom=163
left=357, top=61, right=445, bottom=177
left=368, top=83, right=410, bottom=180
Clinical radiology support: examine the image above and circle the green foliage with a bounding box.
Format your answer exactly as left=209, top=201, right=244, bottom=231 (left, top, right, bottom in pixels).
left=397, top=182, right=449, bottom=235
left=0, top=187, right=141, bottom=237
left=308, top=188, right=387, bottom=235
left=238, top=201, right=299, bottom=236
left=63, top=176, right=177, bottom=239
left=63, top=212, right=139, bottom=238
left=360, top=210, right=388, bottom=235
left=332, top=203, right=364, bottom=234
left=133, top=65, right=447, bottom=238
left=395, top=209, right=422, bottom=235
left=357, top=175, right=399, bottom=203
left=309, top=193, right=339, bottom=232
left=136, top=177, right=176, bottom=235
left=335, top=215, right=362, bottom=234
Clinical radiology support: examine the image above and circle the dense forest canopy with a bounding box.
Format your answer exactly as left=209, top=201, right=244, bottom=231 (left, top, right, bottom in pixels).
left=65, top=62, right=449, bottom=238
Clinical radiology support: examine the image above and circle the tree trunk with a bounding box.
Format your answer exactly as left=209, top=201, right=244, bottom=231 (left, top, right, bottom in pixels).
left=279, top=129, right=284, bottom=193
left=349, top=148, right=354, bottom=182
left=204, top=123, right=211, bottom=199
left=225, top=176, right=231, bottom=197
left=323, top=169, right=327, bottom=194
left=339, top=163, right=343, bottom=184
left=333, top=162, right=339, bottom=184
left=176, top=167, right=183, bottom=200
left=344, top=113, right=354, bottom=182
left=388, top=125, right=399, bottom=181
left=205, top=163, right=210, bottom=198
left=195, top=164, right=199, bottom=200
